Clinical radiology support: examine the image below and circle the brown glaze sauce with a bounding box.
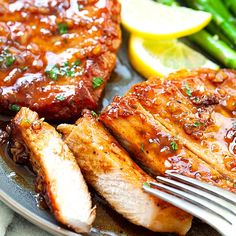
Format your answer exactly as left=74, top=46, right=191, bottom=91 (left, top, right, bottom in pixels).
left=130, top=69, right=236, bottom=173
left=100, top=96, right=232, bottom=190
left=0, top=0, right=121, bottom=120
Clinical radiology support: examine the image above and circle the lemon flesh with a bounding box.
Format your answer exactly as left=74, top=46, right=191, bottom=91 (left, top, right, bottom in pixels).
left=120, top=0, right=212, bottom=40
left=129, top=35, right=219, bottom=78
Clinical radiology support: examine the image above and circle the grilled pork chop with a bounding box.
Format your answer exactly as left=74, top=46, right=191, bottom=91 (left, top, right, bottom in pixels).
left=58, top=111, right=192, bottom=235
left=10, top=107, right=95, bottom=233
left=0, top=0, right=121, bottom=120
left=100, top=68, right=236, bottom=190
left=128, top=69, right=236, bottom=182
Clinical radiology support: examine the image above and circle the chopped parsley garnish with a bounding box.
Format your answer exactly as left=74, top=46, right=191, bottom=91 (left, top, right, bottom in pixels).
left=140, top=143, right=145, bottom=153
left=10, top=104, right=21, bottom=112
left=93, top=77, right=104, bottom=89
left=143, top=182, right=151, bottom=188
left=0, top=49, right=16, bottom=68
left=46, top=60, right=82, bottom=80
left=170, top=141, right=178, bottom=151
left=185, top=82, right=192, bottom=97
left=5, top=56, right=15, bottom=67
left=73, top=60, right=81, bottom=66
left=91, top=111, right=98, bottom=117
left=55, top=95, right=66, bottom=101
left=46, top=65, right=60, bottom=80
left=193, top=121, right=202, bottom=127
left=58, top=22, right=68, bottom=35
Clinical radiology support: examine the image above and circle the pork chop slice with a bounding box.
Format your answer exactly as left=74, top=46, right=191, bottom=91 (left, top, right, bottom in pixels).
left=0, top=0, right=121, bottom=120
left=10, top=107, right=95, bottom=233
left=100, top=96, right=236, bottom=192
left=128, top=72, right=236, bottom=182
left=57, top=110, right=192, bottom=235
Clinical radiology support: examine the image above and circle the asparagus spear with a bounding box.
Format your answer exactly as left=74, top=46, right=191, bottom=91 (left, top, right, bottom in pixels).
left=155, top=0, right=236, bottom=68
left=189, top=30, right=236, bottom=69
left=205, top=0, right=236, bottom=23
left=185, top=0, right=236, bottom=46
left=207, top=22, right=235, bottom=49
left=224, top=0, right=236, bottom=16
left=153, top=0, right=179, bottom=6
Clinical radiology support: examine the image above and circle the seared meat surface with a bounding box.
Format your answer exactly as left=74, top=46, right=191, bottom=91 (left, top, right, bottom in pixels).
left=58, top=111, right=192, bottom=235
left=0, top=0, right=121, bottom=120
left=100, top=68, right=236, bottom=190
left=10, top=107, right=95, bottom=233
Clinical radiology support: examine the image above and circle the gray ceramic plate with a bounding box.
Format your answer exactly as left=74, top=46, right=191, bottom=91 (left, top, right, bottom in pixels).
left=0, top=32, right=220, bottom=236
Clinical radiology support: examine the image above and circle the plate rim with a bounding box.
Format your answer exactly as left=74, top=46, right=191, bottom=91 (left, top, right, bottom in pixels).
left=0, top=189, right=83, bottom=236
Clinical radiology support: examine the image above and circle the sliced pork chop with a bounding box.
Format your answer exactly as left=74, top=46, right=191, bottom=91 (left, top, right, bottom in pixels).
left=10, top=107, right=95, bottom=233
left=100, top=96, right=236, bottom=192
left=57, top=110, right=192, bottom=235
left=127, top=70, right=236, bottom=182
left=0, top=0, right=121, bottom=120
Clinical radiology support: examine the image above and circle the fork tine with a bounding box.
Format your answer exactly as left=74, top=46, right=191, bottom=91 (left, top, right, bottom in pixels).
left=156, top=176, right=236, bottom=216
left=166, top=170, right=236, bottom=204
left=150, top=181, right=234, bottom=224
left=142, top=183, right=230, bottom=234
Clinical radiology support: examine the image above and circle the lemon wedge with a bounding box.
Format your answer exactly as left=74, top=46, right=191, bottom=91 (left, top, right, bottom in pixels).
left=129, top=35, right=219, bottom=78
left=120, top=0, right=212, bottom=40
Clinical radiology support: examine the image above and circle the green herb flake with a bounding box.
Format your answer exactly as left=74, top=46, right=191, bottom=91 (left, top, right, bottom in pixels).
left=5, top=56, right=15, bottom=67
left=73, top=59, right=81, bottom=67
left=185, top=82, right=192, bottom=97
left=0, top=49, right=16, bottom=68
left=193, top=121, right=202, bottom=127
left=46, top=66, right=60, bottom=80
left=93, top=77, right=104, bottom=89
left=143, top=182, right=151, bottom=188
left=233, top=183, right=236, bottom=188
left=91, top=111, right=98, bottom=117
left=55, top=95, right=66, bottom=101
left=140, top=143, right=145, bottom=153
left=63, top=61, right=69, bottom=67
left=46, top=60, right=82, bottom=80
left=170, top=141, right=178, bottom=151
left=58, top=22, right=68, bottom=35
left=10, top=104, right=21, bottom=112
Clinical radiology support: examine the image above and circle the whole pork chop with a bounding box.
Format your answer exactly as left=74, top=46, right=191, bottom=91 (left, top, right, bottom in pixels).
left=0, top=0, right=121, bottom=120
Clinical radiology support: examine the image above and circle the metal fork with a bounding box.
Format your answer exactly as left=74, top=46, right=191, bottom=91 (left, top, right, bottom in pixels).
left=143, top=170, right=236, bottom=236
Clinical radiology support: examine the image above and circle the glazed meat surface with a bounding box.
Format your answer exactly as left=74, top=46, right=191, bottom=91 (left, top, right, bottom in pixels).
left=0, top=0, right=121, bottom=120
left=57, top=111, right=192, bottom=235
left=10, top=107, right=95, bottom=232
left=100, top=68, right=236, bottom=190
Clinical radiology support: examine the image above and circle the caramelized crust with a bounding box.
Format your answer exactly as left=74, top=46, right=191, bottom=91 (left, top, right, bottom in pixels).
left=167, top=68, right=236, bottom=116
left=128, top=70, right=236, bottom=182
left=100, top=68, right=236, bottom=190
left=58, top=111, right=192, bottom=235
left=0, top=0, right=121, bottom=120
left=10, top=107, right=95, bottom=232
left=100, top=96, right=236, bottom=192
